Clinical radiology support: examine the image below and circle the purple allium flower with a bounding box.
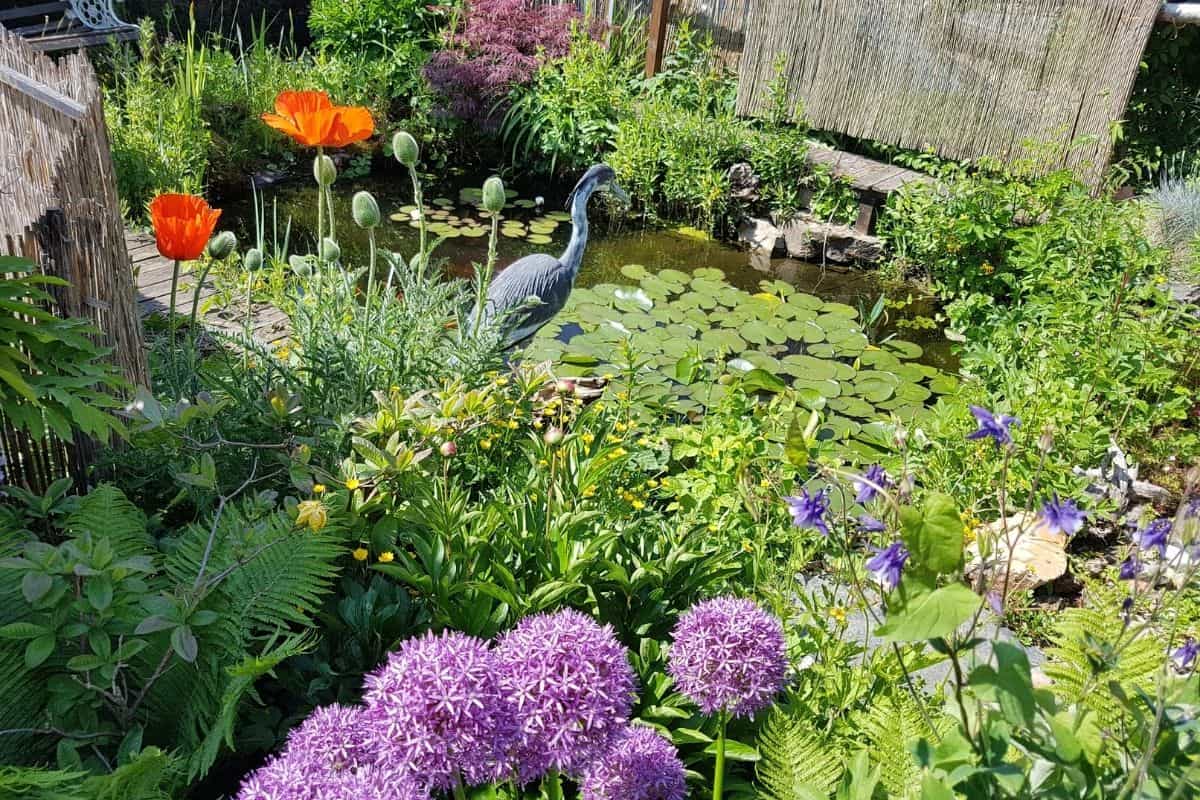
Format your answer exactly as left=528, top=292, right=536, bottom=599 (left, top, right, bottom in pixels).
left=313, top=766, right=427, bottom=800
left=853, top=465, right=890, bottom=504
left=236, top=755, right=311, bottom=800
left=495, top=609, right=637, bottom=782
left=362, top=630, right=518, bottom=791
left=1039, top=495, right=1085, bottom=537
left=1171, top=638, right=1199, bottom=672
left=1119, top=555, right=1142, bottom=580
left=284, top=704, right=372, bottom=775
left=1135, top=519, right=1172, bottom=556
left=667, top=596, right=787, bottom=718
left=865, top=541, right=909, bottom=592
left=580, top=727, right=686, bottom=800
left=857, top=514, right=886, bottom=533
left=785, top=488, right=830, bottom=536
left=966, top=405, right=1018, bottom=448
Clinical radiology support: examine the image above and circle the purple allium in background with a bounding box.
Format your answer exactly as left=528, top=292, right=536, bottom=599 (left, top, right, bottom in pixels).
left=1135, top=519, right=1172, bottom=556
left=1171, top=637, right=1199, bottom=672
left=865, top=542, right=909, bottom=592
left=785, top=488, right=830, bottom=536
left=312, top=766, right=428, bottom=800
left=853, top=465, right=890, bottom=504
left=580, top=726, right=686, bottom=800
left=668, top=596, right=787, bottom=718
left=1119, top=555, right=1142, bottom=580
left=966, top=405, right=1018, bottom=448
left=857, top=514, right=886, bottom=533
left=1039, top=495, right=1085, bottom=537
left=495, top=609, right=637, bottom=781
left=362, top=630, right=517, bottom=791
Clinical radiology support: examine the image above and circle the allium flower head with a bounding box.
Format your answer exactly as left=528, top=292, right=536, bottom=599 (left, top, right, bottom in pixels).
left=495, top=609, right=637, bottom=781
left=1171, top=637, right=1199, bottom=672
left=865, top=542, right=909, bottom=592
left=668, top=596, right=787, bottom=718
left=284, top=704, right=372, bottom=774
left=1039, top=495, right=1085, bottom=537
left=966, top=405, right=1018, bottom=448
left=785, top=488, right=830, bottom=536
left=362, top=630, right=517, bottom=791
left=581, top=727, right=686, bottom=800
left=312, top=765, right=428, bottom=800
left=1136, top=519, right=1172, bottom=556
left=236, top=754, right=310, bottom=800
left=853, top=465, right=890, bottom=505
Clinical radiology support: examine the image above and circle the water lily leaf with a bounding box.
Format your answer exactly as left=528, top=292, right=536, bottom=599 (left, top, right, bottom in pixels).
left=781, top=354, right=838, bottom=382
left=694, top=267, right=726, bottom=281
left=658, top=268, right=690, bottom=286
left=700, top=329, right=744, bottom=353
left=727, top=358, right=755, bottom=373
left=820, top=301, right=859, bottom=318
left=886, top=340, right=924, bottom=360
left=788, top=293, right=824, bottom=311
left=792, top=378, right=841, bottom=399
left=929, top=374, right=960, bottom=394
left=895, top=383, right=932, bottom=403
left=614, top=288, right=653, bottom=311
left=829, top=396, right=875, bottom=418
left=561, top=352, right=599, bottom=366
left=527, top=234, right=553, bottom=245
left=742, top=320, right=786, bottom=345
left=759, top=279, right=794, bottom=296
left=621, top=264, right=649, bottom=280
left=742, top=369, right=786, bottom=394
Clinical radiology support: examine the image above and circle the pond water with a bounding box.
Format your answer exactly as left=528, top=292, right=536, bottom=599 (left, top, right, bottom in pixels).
left=221, top=170, right=954, bottom=371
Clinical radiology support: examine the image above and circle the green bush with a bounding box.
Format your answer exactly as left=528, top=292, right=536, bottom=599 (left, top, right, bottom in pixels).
left=308, top=0, right=440, bottom=53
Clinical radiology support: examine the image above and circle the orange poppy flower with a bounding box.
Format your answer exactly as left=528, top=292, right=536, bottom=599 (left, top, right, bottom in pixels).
left=261, top=90, right=374, bottom=148
left=149, top=194, right=222, bottom=262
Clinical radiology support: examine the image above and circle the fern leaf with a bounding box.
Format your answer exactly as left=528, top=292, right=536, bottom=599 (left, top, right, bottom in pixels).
left=856, top=691, right=944, bottom=798
left=756, top=707, right=844, bottom=800
left=64, top=484, right=153, bottom=560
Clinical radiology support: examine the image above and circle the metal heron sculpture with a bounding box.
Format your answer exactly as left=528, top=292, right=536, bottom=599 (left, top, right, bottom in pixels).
left=473, top=164, right=628, bottom=347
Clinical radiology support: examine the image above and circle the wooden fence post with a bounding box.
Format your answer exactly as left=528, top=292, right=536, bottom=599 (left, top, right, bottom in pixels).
left=645, top=0, right=669, bottom=76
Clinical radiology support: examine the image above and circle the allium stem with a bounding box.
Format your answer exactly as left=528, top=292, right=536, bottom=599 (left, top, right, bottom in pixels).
left=712, top=711, right=727, bottom=800
left=452, top=773, right=468, bottom=800
left=545, top=770, right=564, bottom=800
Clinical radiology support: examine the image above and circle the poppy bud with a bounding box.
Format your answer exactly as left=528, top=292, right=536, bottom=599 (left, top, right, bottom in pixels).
left=243, top=247, right=264, bottom=271
left=352, top=191, right=381, bottom=228
left=482, top=176, right=506, bottom=213
left=319, top=238, right=341, bottom=262
left=440, top=441, right=457, bottom=457
left=289, top=255, right=312, bottom=277
left=392, top=131, right=419, bottom=167
left=207, top=231, right=237, bottom=260
left=313, top=154, right=337, bottom=186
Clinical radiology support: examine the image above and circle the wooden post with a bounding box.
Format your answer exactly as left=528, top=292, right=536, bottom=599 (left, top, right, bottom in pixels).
left=645, top=0, right=670, bottom=77
left=1159, top=3, right=1200, bottom=24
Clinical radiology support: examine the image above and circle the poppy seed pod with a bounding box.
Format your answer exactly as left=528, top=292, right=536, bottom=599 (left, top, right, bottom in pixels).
left=289, top=255, right=313, bottom=277
left=392, top=131, right=419, bottom=167
left=352, top=191, right=381, bottom=228
left=482, top=176, right=506, bottom=213
left=243, top=248, right=264, bottom=271
left=319, top=238, right=341, bottom=262
left=313, top=154, right=337, bottom=186
left=207, top=231, right=237, bottom=261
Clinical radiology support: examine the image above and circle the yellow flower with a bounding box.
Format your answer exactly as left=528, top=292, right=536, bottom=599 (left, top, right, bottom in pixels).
left=614, top=421, right=628, bottom=432
left=741, top=539, right=754, bottom=553
left=581, top=432, right=595, bottom=444
left=480, top=439, right=493, bottom=450
left=538, top=458, right=549, bottom=467
left=296, top=500, right=328, bottom=532
left=606, top=434, right=622, bottom=444
left=345, top=478, right=360, bottom=491
left=496, top=376, right=509, bottom=387
left=583, top=486, right=597, bottom=498
left=759, top=479, right=771, bottom=489
left=646, top=479, right=659, bottom=489
left=637, top=437, right=651, bottom=447
left=352, top=547, right=369, bottom=561
left=707, top=523, right=718, bottom=533
left=313, top=484, right=326, bottom=495
left=612, top=447, right=627, bottom=458
left=602, top=373, right=614, bottom=381
left=378, top=551, right=395, bottom=563
left=830, top=606, right=847, bottom=625
left=529, top=492, right=539, bottom=501
left=631, top=499, right=645, bottom=510
left=506, top=420, right=519, bottom=430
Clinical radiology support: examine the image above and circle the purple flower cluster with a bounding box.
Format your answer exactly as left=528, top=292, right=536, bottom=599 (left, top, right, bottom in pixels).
left=580, top=727, right=687, bottom=800
left=668, top=596, right=787, bottom=718
left=866, top=542, right=909, bottom=592
left=362, top=630, right=518, bottom=790
left=967, top=405, right=1018, bottom=448
left=496, top=608, right=638, bottom=780
left=786, top=487, right=830, bottom=536
left=853, top=465, right=890, bottom=504
left=1040, top=495, right=1085, bottom=537
left=1135, top=518, right=1172, bottom=556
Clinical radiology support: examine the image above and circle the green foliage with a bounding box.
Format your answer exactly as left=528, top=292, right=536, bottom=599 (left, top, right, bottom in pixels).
left=756, top=708, right=845, bottom=799
left=0, top=748, right=176, bottom=800
left=0, top=258, right=125, bottom=443
left=309, top=0, right=441, bottom=53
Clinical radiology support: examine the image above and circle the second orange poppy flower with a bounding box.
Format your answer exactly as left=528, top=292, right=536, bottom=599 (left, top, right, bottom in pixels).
left=262, top=90, right=374, bottom=149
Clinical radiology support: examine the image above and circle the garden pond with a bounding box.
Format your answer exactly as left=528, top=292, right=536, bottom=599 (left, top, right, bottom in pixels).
left=223, top=173, right=957, bottom=439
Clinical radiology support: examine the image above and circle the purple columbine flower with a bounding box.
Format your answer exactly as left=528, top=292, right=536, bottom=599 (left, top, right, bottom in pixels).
left=857, top=514, right=886, bottom=533
left=495, top=609, right=637, bottom=782
left=865, top=542, right=909, bottom=592
left=853, top=465, right=890, bottom=505
left=1135, top=519, right=1172, bottom=557
left=785, top=488, right=830, bottom=536
left=1119, top=555, right=1142, bottom=580
left=362, top=630, right=518, bottom=791
left=966, top=405, right=1018, bottom=448
left=667, top=596, right=787, bottom=718
left=1171, top=638, right=1199, bottom=672
left=580, top=726, right=687, bottom=800
left=1040, top=495, right=1085, bottom=537
left=986, top=591, right=1004, bottom=616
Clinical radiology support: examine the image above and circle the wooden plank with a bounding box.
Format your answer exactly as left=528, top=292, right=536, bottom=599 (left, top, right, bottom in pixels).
left=872, top=169, right=932, bottom=193
left=0, top=3, right=69, bottom=23
left=0, top=63, right=86, bottom=119
left=644, top=0, right=670, bottom=77
left=29, top=27, right=139, bottom=52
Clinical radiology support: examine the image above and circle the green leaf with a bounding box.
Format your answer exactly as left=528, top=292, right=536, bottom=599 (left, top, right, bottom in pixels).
left=706, top=738, right=760, bottom=762
left=968, top=642, right=1035, bottom=725
left=878, top=579, right=982, bottom=642
left=171, top=625, right=198, bottom=663
left=919, top=773, right=956, bottom=800
left=25, top=634, right=55, bottom=668
left=85, top=575, right=113, bottom=611
left=134, top=615, right=175, bottom=635
left=0, top=621, right=49, bottom=639
left=900, top=492, right=965, bottom=575
left=21, top=572, right=52, bottom=604
left=742, top=368, right=787, bottom=394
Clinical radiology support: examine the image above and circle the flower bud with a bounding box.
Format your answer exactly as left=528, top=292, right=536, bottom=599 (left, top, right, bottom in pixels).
left=319, top=238, right=341, bottom=262
left=482, top=176, right=506, bottom=213
left=289, top=255, right=312, bottom=277
left=243, top=247, right=264, bottom=271
left=1038, top=425, right=1055, bottom=454
left=313, top=154, right=337, bottom=186
left=206, top=231, right=237, bottom=260
left=440, top=441, right=458, bottom=457
left=555, top=379, right=575, bottom=394
left=352, top=191, right=381, bottom=228
left=543, top=427, right=563, bottom=445
left=392, top=131, right=419, bottom=167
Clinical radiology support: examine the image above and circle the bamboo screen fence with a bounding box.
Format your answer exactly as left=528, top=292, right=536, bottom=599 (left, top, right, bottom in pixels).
left=0, top=27, right=146, bottom=491
left=734, top=0, right=1162, bottom=183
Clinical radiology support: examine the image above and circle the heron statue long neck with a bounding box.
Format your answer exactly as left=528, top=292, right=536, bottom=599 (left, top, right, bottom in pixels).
left=559, top=176, right=600, bottom=279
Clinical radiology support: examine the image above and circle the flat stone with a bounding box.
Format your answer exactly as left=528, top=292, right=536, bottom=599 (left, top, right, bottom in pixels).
left=778, top=216, right=884, bottom=264
left=737, top=217, right=783, bottom=254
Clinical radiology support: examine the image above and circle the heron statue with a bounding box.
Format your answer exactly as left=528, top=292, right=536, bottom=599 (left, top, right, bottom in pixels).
left=473, top=163, right=628, bottom=347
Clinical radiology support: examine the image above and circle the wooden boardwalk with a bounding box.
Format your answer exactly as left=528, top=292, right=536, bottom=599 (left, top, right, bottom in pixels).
left=127, top=231, right=289, bottom=346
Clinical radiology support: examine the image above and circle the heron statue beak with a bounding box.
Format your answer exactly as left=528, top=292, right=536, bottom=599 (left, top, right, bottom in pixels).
left=608, top=181, right=630, bottom=206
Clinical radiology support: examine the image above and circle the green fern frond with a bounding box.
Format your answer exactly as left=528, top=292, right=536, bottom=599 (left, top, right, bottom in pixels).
left=756, top=707, right=845, bottom=800
left=856, top=691, right=944, bottom=798
left=0, top=637, right=51, bottom=765
left=64, top=484, right=153, bottom=560
left=0, top=748, right=177, bottom=800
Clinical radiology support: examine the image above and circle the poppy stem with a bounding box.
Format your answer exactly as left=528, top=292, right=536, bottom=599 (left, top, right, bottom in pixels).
left=243, top=270, right=253, bottom=371
left=360, top=228, right=376, bottom=360
left=168, top=259, right=181, bottom=350
left=188, top=259, right=215, bottom=353
left=409, top=165, right=426, bottom=285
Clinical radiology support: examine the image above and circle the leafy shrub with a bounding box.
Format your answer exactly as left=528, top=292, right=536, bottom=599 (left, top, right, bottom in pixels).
left=308, top=0, right=441, bottom=53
